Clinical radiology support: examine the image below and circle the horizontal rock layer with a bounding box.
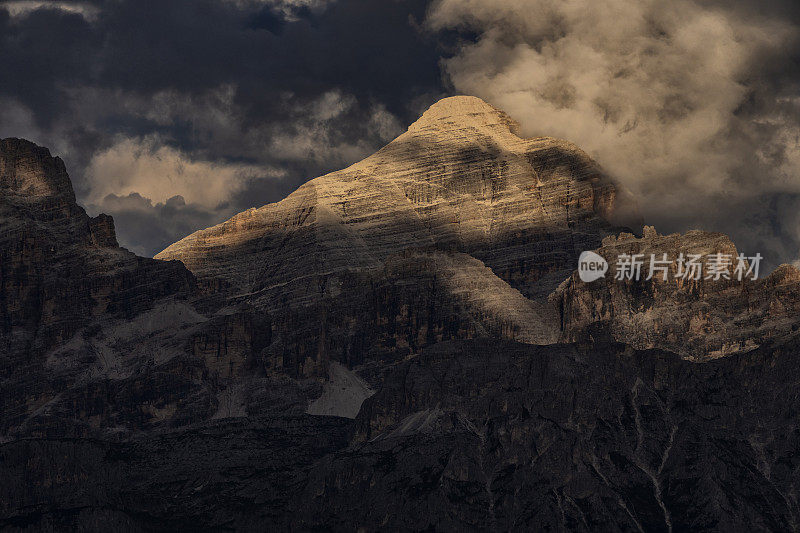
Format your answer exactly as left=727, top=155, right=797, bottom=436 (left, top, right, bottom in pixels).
left=156, top=96, right=634, bottom=305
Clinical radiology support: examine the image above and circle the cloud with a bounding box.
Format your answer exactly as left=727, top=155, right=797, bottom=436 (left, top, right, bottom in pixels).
left=1, top=1, right=99, bottom=19
left=222, top=0, right=333, bottom=18
left=264, top=90, right=404, bottom=164
left=88, top=192, right=229, bottom=257
left=70, top=84, right=404, bottom=172
left=84, top=135, right=284, bottom=208
left=71, top=87, right=405, bottom=256
left=82, top=132, right=287, bottom=257
left=428, top=0, right=800, bottom=267
left=0, top=97, right=43, bottom=143
left=82, top=134, right=285, bottom=256
left=0, top=0, right=442, bottom=160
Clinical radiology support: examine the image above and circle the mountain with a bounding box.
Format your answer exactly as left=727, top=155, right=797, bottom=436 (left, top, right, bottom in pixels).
left=0, top=138, right=196, bottom=436
left=157, top=96, right=636, bottom=299
left=2, top=97, right=800, bottom=531
left=0, top=138, right=307, bottom=442
left=154, top=96, right=636, bottom=377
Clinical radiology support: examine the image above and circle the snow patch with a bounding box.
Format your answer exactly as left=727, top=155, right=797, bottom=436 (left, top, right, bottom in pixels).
left=306, top=362, right=374, bottom=419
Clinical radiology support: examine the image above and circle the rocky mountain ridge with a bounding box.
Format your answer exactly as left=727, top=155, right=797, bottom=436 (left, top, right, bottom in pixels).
left=2, top=96, right=800, bottom=531
left=554, top=226, right=800, bottom=360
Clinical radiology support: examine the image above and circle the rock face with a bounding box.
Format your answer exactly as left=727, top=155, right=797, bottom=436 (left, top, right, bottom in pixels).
left=155, top=96, right=633, bottom=376
left=157, top=96, right=635, bottom=301
left=310, top=338, right=800, bottom=531
left=553, top=226, right=800, bottom=360
left=0, top=139, right=199, bottom=436
left=0, top=138, right=192, bottom=348
left=0, top=138, right=310, bottom=440
left=3, top=96, right=800, bottom=532
left=3, top=339, right=799, bottom=531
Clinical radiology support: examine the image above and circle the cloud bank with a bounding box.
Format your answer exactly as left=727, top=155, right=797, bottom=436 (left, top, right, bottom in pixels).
left=428, top=0, right=800, bottom=267
left=85, top=135, right=283, bottom=208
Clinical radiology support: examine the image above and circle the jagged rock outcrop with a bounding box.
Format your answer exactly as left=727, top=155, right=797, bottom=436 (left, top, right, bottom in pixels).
left=0, top=139, right=203, bottom=435
left=0, top=138, right=194, bottom=341
left=553, top=226, right=800, bottom=360
left=299, top=337, right=800, bottom=531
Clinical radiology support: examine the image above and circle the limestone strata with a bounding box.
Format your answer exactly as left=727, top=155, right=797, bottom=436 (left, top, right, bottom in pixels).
left=156, top=96, right=635, bottom=305
left=153, top=96, right=632, bottom=373
left=553, top=226, right=800, bottom=360
left=258, top=250, right=559, bottom=377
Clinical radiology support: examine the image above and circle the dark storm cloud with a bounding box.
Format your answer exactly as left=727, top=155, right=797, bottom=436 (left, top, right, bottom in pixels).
left=0, top=0, right=453, bottom=256
left=0, top=0, right=447, bottom=128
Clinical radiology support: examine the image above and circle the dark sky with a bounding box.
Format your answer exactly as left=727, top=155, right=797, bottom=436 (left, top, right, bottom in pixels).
left=0, top=0, right=462, bottom=255
left=2, top=0, right=800, bottom=268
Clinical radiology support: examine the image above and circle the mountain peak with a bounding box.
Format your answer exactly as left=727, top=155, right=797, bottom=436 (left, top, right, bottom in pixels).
left=0, top=137, right=122, bottom=248
left=408, top=95, right=521, bottom=136
left=157, top=95, right=629, bottom=307
left=0, top=137, right=76, bottom=201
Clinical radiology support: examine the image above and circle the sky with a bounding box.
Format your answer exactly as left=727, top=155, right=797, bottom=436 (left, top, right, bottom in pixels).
left=1, top=0, right=800, bottom=268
